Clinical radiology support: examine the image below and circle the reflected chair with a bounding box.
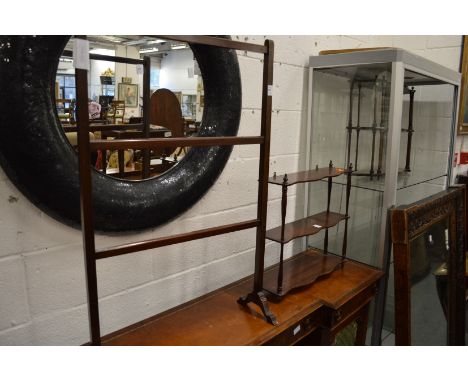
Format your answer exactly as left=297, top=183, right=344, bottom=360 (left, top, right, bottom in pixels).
left=107, top=100, right=125, bottom=124
left=56, top=98, right=75, bottom=123
left=150, top=88, right=186, bottom=161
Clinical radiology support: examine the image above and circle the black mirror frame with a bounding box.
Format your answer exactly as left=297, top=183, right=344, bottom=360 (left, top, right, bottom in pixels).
left=0, top=35, right=242, bottom=232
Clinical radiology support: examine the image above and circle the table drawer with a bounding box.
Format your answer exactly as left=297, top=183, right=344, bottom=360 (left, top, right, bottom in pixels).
left=264, top=310, right=321, bottom=346
left=322, top=284, right=377, bottom=331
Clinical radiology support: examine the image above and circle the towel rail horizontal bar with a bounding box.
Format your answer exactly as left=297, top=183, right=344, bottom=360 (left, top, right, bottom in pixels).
left=62, top=50, right=144, bottom=65
left=154, top=35, right=267, bottom=54
left=96, top=219, right=260, bottom=259
left=63, top=123, right=144, bottom=133
left=89, top=136, right=264, bottom=150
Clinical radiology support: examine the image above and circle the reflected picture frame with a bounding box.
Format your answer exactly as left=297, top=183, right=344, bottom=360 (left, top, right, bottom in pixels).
left=118, top=83, right=138, bottom=108
left=458, top=36, right=468, bottom=134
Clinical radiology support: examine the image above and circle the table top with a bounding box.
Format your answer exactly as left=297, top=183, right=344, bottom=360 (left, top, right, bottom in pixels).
left=101, top=257, right=382, bottom=346
left=102, top=127, right=171, bottom=139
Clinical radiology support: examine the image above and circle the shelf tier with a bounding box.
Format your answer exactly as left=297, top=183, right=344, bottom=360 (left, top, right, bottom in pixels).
left=263, top=248, right=344, bottom=298
left=268, top=167, right=346, bottom=186
left=266, top=211, right=347, bottom=244
left=346, top=126, right=386, bottom=131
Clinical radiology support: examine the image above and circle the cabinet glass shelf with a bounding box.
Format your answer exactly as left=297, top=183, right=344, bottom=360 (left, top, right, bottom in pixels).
left=325, top=168, right=447, bottom=193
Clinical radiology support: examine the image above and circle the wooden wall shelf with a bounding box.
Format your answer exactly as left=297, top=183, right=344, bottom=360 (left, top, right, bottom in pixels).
left=263, top=249, right=343, bottom=298
left=266, top=211, right=347, bottom=243
left=253, top=163, right=353, bottom=300
left=268, top=167, right=346, bottom=186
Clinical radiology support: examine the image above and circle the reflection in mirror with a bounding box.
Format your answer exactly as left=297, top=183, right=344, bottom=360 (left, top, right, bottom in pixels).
left=310, top=65, right=454, bottom=194
left=409, top=218, right=449, bottom=345
left=55, top=36, right=204, bottom=180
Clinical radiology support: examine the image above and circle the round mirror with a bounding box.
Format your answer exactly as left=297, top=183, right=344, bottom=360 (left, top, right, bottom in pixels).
left=56, top=36, right=205, bottom=181
left=0, top=35, right=241, bottom=232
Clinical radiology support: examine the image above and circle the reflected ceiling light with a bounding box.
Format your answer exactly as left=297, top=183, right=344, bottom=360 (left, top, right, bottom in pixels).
left=147, top=39, right=166, bottom=44
left=139, top=47, right=159, bottom=54
left=99, top=36, right=123, bottom=43
left=171, top=44, right=186, bottom=50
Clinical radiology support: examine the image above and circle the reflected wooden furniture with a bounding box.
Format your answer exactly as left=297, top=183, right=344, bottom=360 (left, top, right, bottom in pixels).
left=56, top=98, right=74, bottom=123
left=390, top=186, right=466, bottom=345
left=150, top=88, right=185, bottom=137
left=433, top=260, right=468, bottom=319
left=150, top=88, right=186, bottom=158
left=101, top=127, right=172, bottom=178
left=98, top=95, right=114, bottom=120
left=183, top=118, right=199, bottom=135
left=107, top=100, right=125, bottom=124
left=100, top=257, right=382, bottom=346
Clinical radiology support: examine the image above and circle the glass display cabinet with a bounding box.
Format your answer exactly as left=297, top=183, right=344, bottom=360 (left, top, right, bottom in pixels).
left=305, top=49, right=461, bottom=343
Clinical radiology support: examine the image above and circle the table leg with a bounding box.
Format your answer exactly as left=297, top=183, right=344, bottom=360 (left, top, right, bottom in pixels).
left=354, top=303, right=370, bottom=345
left=101, top=150, right=107, bottom=174
left=118, top=149, right=125, bottom=177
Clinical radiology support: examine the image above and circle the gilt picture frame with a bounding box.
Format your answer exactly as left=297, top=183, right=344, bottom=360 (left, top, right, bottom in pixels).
left=118, top=83, right=138, bottom=108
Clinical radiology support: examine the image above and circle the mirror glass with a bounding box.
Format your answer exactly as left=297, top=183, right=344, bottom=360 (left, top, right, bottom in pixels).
left=55, top=35, right=204, bottom=180
left=409, top=218, right=449, bottom=345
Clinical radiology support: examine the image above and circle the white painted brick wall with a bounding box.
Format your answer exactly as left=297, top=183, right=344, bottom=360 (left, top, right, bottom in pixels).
left=0, top=35, right=463, bottom=344
left=0, top=256, right=30, bottom=331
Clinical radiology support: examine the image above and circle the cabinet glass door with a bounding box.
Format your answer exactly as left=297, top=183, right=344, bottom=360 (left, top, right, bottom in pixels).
left=307, top=63, right=392, bottom=267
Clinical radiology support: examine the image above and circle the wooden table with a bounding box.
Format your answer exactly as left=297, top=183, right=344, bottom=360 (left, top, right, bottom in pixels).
left=101, top=127, right=172, bottom=177
left=101, top=255, right=383, bottom=346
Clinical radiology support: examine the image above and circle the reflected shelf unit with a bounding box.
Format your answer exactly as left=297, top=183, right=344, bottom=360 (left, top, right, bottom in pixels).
left=264, top=162, right=353, bottom=298
left=345, top=74, right=417, bottom=179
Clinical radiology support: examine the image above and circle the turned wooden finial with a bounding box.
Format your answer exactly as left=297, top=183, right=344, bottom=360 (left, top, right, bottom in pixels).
left=316, top=164, right=319, bottom=170
left=348, top=163, right=353, bottom=171
left=283, top=173, right=288, bottom=184
left=329, top=160, right=333, bottom=168
left=273, top=171, right=277, bottom=178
